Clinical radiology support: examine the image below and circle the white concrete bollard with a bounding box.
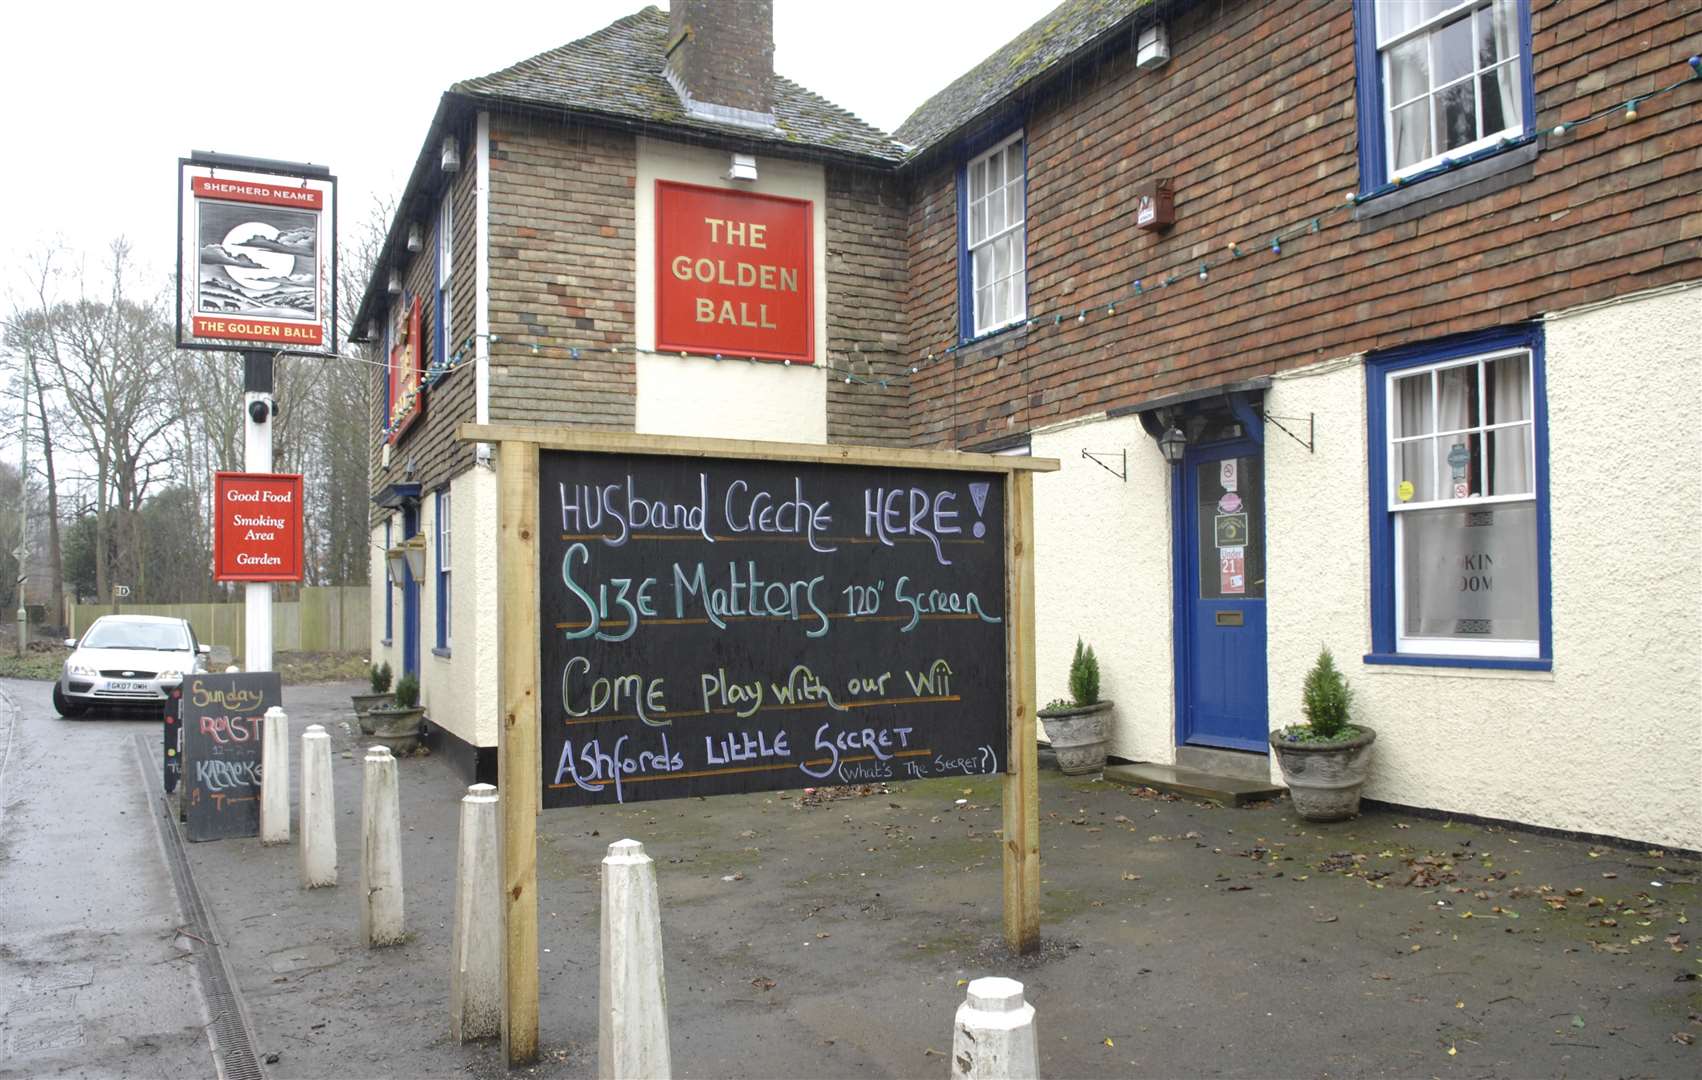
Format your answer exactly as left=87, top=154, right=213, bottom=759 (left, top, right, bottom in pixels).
left=598, top=839, right=671, bottom=1080
left=359, top=745, right=405, bottom=946
left=299, top=724, right=337, bottom=888
left=260, top=706, right=290, bottom=844
left=451, top=783, right=501, bottom=1041
left=951, top=977, right=1039, bottom=1080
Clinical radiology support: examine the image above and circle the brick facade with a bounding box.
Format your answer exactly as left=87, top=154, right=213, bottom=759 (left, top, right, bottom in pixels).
left=369, top=140, right=479, bottom=523
left=902, top=0, right=1701, bottom=448
left=825, top=167, right=911, bottom=446
left=488, top=120, right=638, bottom=428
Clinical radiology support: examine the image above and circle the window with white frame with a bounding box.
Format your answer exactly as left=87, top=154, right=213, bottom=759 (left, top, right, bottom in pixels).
left=436, top=193, right=453, bottom=363
left=1374, top=0, right=1526, bottom=179
left=963, top=132, right=1026, bottom=337
left=383, top=517, right=394, bottom=642
left=435, top=490, right=452, bottom=651
left=1384, top=345, right=1538, bottom=657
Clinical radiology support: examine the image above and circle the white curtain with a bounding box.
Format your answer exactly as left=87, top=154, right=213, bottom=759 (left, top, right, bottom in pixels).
left=1488, top=353, right=1530, bottom=495
left=1490, top=1, right=1521, bottom=131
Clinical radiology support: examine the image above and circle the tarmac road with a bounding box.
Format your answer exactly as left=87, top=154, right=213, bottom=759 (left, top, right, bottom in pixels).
left=2, top=675, right=1698, bottom=1078
left=0, top=677, right=213, bottom=1079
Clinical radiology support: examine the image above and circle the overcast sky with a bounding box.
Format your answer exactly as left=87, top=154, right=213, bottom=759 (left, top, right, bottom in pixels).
left=2, top=0, right=1061, bottom=298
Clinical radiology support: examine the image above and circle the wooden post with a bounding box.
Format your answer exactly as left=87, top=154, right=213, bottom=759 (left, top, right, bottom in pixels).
left=1002, top=469, right=1040, bottom=955
left=497, top=439, right=541, bottom=1067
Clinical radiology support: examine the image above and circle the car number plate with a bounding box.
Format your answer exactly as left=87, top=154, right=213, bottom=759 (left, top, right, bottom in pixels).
left=109, top=680, right=147, bottom=692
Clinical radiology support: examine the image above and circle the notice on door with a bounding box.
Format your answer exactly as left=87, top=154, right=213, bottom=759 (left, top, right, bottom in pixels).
left=1219, top=545, right=1246, bottom=595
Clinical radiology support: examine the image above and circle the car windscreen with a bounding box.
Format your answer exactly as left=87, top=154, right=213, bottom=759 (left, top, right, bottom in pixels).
left=80, top=621, right=192, bottom=651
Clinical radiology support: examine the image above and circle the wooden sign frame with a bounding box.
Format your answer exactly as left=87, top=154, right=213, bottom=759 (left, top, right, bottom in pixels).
left=458, top=422, right=1057, bottom=1068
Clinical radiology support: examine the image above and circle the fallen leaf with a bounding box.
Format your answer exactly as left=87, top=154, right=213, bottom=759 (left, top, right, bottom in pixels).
left=1103, top=1038, right=1115, bottom=1048
left=1410, top=944, right=1423, bottom=953
left=1672, top=1032, right=1694, bottom=1046
left=1631, top=935, right=1654, bottom=946
left=1571, top=1016, right=1586, bottom=1029
left=1315, top=915, right=1339, bottom=923
left=956, top=979, right=968, bottom=987
left=1121, top=871, right=1141, bottom=881
left=751, top=976, right=777, bottom=991
left=1603, top=872, right=1619, bottom=879
left=1591, top=941, right=1629, bottom=955
left=1568, top=888, right=1585, bottom=896
left=923, top=1048, right=944, bottom=1057
left=1455, top=1001, right=1465, bottom=1009
left=1371, top=973, right=1392, bottom=980
left=1447, top=1045, right=1457, bottom=1056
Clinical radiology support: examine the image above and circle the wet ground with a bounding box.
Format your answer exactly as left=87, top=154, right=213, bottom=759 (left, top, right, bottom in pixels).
left=2, top=676, right=1697, bottom=1078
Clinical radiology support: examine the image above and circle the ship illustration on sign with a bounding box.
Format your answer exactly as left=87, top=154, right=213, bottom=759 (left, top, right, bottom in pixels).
left=196, top=201, right=318, bottom=322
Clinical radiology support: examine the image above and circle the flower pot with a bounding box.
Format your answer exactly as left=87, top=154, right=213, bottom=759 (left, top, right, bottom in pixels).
left=1269, top=725, right=1377, bottom=821
left=351, top=693, right=393, bottom=735
left=366, top=705, right=426, bottom=755
left=1038, top=701, right=1112, bottom=775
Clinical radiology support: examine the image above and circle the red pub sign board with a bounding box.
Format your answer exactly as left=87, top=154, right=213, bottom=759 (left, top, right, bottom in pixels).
left=655, top=181, right=813, bottom=363
left=214, top=472, right=305, bottom=582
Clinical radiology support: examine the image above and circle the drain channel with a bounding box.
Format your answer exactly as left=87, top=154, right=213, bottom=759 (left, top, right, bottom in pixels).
left=135, top=734, right=266, bottom=1080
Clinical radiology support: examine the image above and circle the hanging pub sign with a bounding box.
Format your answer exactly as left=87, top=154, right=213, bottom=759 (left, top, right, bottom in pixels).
left=213, top=471, right=305, bottom=582
left=654, top=181, right=813, bottom=363
left=177, top=152, right=337, bottom=356
left=388, top=295, right=425, bottom=444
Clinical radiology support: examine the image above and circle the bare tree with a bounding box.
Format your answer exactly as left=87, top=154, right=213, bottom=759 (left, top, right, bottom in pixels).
left=36, top=240, right=184, bottom=603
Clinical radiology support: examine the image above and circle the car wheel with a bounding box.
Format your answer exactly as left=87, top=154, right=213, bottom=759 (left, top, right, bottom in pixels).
left=52, top=683, right=88, bottom=719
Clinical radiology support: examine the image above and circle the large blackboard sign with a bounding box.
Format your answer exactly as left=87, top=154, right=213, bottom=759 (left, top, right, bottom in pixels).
left=538, top=451, right=1008, bottom=808
left=182, top=672, right=281, bottom=841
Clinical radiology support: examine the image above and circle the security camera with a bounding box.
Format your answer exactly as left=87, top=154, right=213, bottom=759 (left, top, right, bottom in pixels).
left=248, top=399, right=270, bottom=423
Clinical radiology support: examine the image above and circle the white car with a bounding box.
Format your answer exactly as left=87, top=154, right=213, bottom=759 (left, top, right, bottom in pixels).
left=54, top=614, right=211, bottom=718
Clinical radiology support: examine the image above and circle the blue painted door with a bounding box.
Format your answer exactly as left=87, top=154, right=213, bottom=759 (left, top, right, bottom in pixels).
left=402, top=505, right=421, bottom=679
left=1177, top=443, right=1268, bottom=751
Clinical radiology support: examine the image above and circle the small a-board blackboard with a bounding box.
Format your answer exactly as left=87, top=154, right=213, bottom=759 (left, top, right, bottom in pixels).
left=163, top=687, right=183, bottom=794
left=181, top=672, right=281, bottom=841
left=538, top=450, right=1008, bottom=808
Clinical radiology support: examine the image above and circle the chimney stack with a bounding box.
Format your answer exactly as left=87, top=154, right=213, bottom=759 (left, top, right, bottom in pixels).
left=664, top=0, right=776, bottom=129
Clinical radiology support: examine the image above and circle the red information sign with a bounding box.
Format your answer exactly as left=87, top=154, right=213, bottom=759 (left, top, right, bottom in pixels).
left=213, top=472, right=304, bottom=582
left=655, top=181, right=813, bottom=363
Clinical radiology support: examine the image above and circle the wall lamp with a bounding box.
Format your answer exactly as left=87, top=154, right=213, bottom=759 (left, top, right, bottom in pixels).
left=385, top=536, right=427, bottom=587
left=1158, top=425, right=1187, bottom=463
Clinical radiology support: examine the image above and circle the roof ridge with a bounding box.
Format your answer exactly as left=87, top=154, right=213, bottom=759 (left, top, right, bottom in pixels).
left=451, top=5, right=665, bottom=95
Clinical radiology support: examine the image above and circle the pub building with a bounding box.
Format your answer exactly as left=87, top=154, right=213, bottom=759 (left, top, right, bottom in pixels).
left=353, top=0, right=1700, bottom=851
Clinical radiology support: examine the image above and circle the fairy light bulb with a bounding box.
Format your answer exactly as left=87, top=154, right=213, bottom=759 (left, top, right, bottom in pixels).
left=1271, top=237, right=1282, bottom=255
left=1198, top=263, right=1209, bottom=282
left=1624, top=99, right=1639, bottom=121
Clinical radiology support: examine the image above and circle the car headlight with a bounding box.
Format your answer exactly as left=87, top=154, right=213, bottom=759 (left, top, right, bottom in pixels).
left=67, top=663, right=98, bottom=677
left=158, top=670, right=183, bottom=682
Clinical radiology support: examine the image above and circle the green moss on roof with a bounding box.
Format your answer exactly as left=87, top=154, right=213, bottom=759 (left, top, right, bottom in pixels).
left=895, top=0, right=1154, bottom=154
left=452, top=6, right=905, bottom=162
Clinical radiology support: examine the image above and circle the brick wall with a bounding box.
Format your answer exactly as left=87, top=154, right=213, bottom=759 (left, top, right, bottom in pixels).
left=369, top=145, right=478, bottom=521
left=825, top=166, right=910, bottom=446
left=903, top=0, right=1701, bottom=448
left=488, top=119, right=638, bottom=428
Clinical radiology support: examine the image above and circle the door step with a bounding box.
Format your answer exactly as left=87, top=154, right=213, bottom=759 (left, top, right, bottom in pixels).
left=1175, top=745, right=1271, bottom=782
left=1104, top=763, right=1284, bottom=807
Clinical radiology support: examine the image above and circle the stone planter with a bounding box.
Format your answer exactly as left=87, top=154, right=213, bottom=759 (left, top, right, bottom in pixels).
left=1038, top=701, right=1112, bottom=775
left=351, top=693, right=393, bottom=736
left=1269, top=725, right=1377, bottom=821
left=365, top=705, right=426, bottom=755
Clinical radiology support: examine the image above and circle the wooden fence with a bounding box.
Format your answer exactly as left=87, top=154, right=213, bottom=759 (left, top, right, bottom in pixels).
left=69, top=585, right=370, bottom=659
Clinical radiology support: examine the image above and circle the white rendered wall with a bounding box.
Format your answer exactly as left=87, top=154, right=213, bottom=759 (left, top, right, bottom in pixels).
left=1264, top=284, right=1702, bottom=850
left=632, top=136, right=827, bottom=443
left=1030, top=414, right=1176, bottom=766
left=418, top=467, right=501, bottom=751
left=369, top=520, right=400, bottom=678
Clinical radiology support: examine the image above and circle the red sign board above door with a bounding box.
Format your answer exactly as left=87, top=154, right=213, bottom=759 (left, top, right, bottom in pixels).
left=655, top=181, right=814, bottom=364
left=213, top=472, right=305, bottom=582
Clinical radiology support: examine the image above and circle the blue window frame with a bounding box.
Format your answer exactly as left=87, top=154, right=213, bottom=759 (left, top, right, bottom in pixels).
left=382, top=517, right=394, bottom=643
left=957, top=129, right=1026, bottom=340
left=1353, top=0, right=1534, bottom=193
left=1365, top=323, right=1551, bottom=670
left=435, top=489, right=452, bottom=653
